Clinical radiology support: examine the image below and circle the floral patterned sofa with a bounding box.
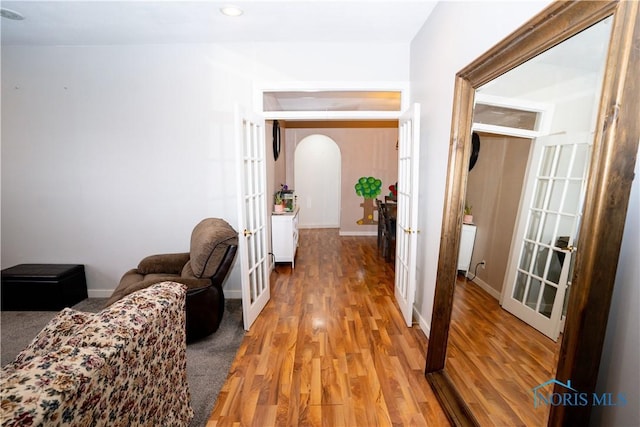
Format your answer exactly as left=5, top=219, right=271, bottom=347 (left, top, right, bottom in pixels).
left=0, top=281, right=193, bottom=426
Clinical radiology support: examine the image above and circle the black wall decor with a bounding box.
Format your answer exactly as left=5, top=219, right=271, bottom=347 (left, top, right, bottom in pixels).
left=273, top=120, right=281, bottom=161
left=469, top=132, right=480, bottom=171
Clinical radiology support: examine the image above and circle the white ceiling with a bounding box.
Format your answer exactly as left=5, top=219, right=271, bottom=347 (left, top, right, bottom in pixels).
left=1, top=2, right=609, bottom=114
left=0, top=1, right=438, bottom=46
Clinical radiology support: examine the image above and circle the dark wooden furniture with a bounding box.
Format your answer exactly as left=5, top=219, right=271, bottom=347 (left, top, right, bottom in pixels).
left=1, top=264, right=87, bottom=311
left=377, top=201, right=397, bottom=262
left=383, top=203, right=396, bottom=262
left=376, top=199, right=384, bottom=249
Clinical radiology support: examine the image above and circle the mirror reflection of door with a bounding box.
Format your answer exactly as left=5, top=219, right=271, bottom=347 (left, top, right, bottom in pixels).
left=502, top=133, right=591, bottom=340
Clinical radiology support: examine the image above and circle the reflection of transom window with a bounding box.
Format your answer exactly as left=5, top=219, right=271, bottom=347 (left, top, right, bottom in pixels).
left=473, top=103, right=539, bottom=131
left=472, top=93, right=550, bottom=138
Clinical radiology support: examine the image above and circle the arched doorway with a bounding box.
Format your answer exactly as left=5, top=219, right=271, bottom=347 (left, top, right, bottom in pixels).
left=294, top=134, right=341, bottom=228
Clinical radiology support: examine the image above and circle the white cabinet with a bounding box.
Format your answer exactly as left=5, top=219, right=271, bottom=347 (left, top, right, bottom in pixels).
left=271, top=207, right=299, bottom=268
left=457, top=223, right=477, bottom=275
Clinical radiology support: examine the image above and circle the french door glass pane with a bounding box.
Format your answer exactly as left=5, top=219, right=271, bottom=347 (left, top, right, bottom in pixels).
left=513, top=271, right=528, bottom=302
left=542, top=213, right=558, bottom=243
left=563, top=181, right=582, bottom=214
left=557, top=215, right=574, bottom=238
left=534, top=246, right=550, bottom=278
left=520, top=242, right=535, bottom=271
left=548, top=180, right=565, bottom=212
left=556, top=145, right=573, bottom=177
left=526, top=278, right=542, bottom=309
left=533, top=179, right=549, bottom=209
left=571, top=144, right=590, bottom=178
left=540, top=146, right=556, bottom=176
left=527, top=212, right=542, bottom=240
left=253, top=270, right=260, bottom=302
left=540, top=284, right=557, bottom=318
left=547, top=249, right=564, bottom=284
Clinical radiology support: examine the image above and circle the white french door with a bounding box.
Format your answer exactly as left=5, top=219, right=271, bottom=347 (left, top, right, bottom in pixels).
left=501, top=132, right=591, bottom=340
left=394, top=103, right=421, bottom=327
left=235, top=106, right=270, bottom=331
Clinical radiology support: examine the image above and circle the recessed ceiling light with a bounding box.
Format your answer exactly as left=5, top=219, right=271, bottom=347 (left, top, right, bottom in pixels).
left=0, top=8, right=25, bottom=20
left=220, top=6, right=243, bottom=17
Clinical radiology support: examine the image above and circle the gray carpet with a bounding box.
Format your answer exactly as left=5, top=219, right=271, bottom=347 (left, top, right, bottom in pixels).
left=0, top=298, right=245, bottom=427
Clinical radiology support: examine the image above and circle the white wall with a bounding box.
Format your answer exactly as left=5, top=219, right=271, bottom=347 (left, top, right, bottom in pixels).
left=591, top=144, right=640, bottom=427
left=409, top=0, right=553, bottom=331
left=1, top=44, right=243, bottom=296
left=1, top=41, right=408, bottom=297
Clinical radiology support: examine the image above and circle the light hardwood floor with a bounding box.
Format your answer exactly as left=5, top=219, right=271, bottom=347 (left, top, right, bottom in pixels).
left=447, top=276, right=561, bottom=426
left=206, top=229, right=450, bottom=426
left=206, top=229, right=559, bottom=426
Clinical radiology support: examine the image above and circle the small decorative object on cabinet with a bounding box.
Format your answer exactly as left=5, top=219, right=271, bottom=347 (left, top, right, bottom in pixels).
left=457, top=223, right=477, bottom=276
left=281, top=190, right=295, bottom=211
left=463, top=203, right=473, bottom=224
left=272, top=206, right=299, bottom=268
left=274, top=191, right=284, bottom=213
left=274, top=184, right=295, bottom=212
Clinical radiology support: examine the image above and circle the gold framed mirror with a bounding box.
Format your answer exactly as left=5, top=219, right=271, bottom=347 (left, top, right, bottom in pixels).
left=425, top=1, right=639, bottom=426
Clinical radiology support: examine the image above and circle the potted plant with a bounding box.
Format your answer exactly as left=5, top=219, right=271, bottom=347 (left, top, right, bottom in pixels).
left=463, top=203, right=473, bottom=224
left=274, top=184, right=291, bottom=213
left=274, top=191, right=284, bottom=213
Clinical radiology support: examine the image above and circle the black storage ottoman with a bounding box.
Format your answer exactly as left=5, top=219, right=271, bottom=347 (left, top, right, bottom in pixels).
left=1, top=264, right=88, bottom=311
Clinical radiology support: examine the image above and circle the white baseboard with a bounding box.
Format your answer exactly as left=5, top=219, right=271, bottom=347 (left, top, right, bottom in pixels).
left=87, top=289, right=114, bottom=298
left=338, top=231, right=377, bottom=236
left=223, top=289, right=242, bottom=299
left=413, top=306, right=431, bottom=337
left=466, top=274, right=501, bottom=300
